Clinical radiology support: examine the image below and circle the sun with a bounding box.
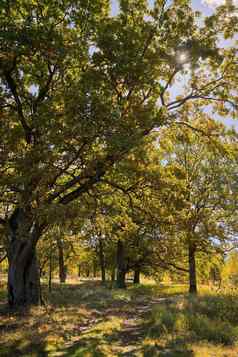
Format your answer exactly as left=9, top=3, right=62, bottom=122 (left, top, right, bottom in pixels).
left=176, top=51, right=189, bottom=65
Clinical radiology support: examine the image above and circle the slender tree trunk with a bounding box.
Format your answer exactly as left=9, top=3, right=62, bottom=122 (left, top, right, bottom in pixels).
left=133, top=267, right=140, bottom=284
left=78, top=265, right=81, bottom=277
left=116, top=240, right=126, bottom=289
left=93, top=259, right=97, bottom=278
left=111, top=266, right=115, bottom=283
left=39, top=257, right=48, bottom=278
left=7, top=208, right=41, bottom=307
left=188, top=240, right=197, bottom=294
left=56, top=237, right=67, bottom=283
left=48, top=242, right=53, bottom=293
left=99, top=238, right=106, bottom=283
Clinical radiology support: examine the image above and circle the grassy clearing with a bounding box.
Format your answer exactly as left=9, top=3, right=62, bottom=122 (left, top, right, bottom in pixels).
left=145, top=293, right=238, bottom=356
left=0, top=279, right=238, bottom=356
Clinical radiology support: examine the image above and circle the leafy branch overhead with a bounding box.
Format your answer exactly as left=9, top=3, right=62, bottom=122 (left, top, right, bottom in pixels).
left=0, top=0, right=237, bottom=219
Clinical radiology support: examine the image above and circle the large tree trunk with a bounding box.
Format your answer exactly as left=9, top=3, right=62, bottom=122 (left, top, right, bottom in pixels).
left=56, top=237, right=67, bottom=283
left=99, top=238, right=106, bottom=283
left=133, top=267, right=140, bottom=284
left=8, top=240, right=40, bottom=306
left=7, top=208, right=41, bottom=307
left=116, top=240, right=126, bottom=289
left=188, top=240, right=197, bottom=294
left=117, top=269, right=126, bottom=288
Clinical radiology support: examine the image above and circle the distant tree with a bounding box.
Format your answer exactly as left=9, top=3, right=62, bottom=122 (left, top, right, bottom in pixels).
left=222, top=251, right=238, bottom=285
left=157, top=117, right=238, bottom=293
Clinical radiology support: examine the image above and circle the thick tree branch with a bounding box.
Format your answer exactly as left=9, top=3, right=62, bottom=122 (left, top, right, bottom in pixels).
left=166, top=73, right=234, bottom=111
left=174, top=121, right=210, bottom=136
left=48, top=141, right=90, bottom=189
left=0, top=254, right=7, bottom=264
left=167, top=92, right=198, bottom=110
left=48, top=153, right=117, bottom=204
left=4, top=71, right=32, bottom=144
left=0, top=217, right=6, bottom=226
left=198, top=95, right=237, bottom=110
left=157, top=255, right=189, bottom=273
left=160, top=68, right=179, bottom=106
left=100, top=179, right=141, bottom=194
left=32, top=63, right=57, bottom=113
left=59, top=171, right=106, bottom=205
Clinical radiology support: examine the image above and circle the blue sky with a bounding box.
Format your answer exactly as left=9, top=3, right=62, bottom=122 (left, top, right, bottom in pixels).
left=111, top=0, right=237, bottom=14
left=110, top=0, right=215, bottom=16
left=110, top=0, right=238, bottom=130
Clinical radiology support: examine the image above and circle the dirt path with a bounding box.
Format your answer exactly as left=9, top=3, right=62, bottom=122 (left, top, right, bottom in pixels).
left=58, top=295, right=181, bottom=356
left=0, top=281, right=185, bottom=357
left=111, top=297, right=179, bottom=355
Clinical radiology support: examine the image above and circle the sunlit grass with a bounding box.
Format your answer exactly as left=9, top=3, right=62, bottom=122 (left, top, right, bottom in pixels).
left=0, top=279, right=238, bottom=356
left=146, top=292, right=238, bottom=355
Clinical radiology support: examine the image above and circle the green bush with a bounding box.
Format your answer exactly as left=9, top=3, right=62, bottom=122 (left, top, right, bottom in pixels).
left=148, top=305, right=177, bottom=337
left=188, top=313, right=238, bottom=345
left=148, top=295, right=238, bottom=346
left=189, top=295, right=238, bottom=325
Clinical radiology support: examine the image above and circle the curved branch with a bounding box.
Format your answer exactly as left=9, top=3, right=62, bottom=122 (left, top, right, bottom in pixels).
left=157, top=254, right=189, bottom=273
left=32, top=63, right=57, bottom=113
left=0, top=254, right=7, bottom=264
left=4, top=71, right=32, bottom=143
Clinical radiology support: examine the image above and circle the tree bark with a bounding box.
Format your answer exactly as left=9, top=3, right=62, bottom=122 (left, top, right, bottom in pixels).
left=111, top=266, right=115, bottom=283
left=7, top=208, right=41, bottom=307
left=8, top=240, right=40, bottom=306
left=93, top=259, right=97, bottom=278
left=188, top=240, right=197, bottom=294
left=56, top=237, right=67, bottom=283
left=133, top=267, right=140, bottom=284
left=99, top=238, right=106, bottom=283
left=48, top=242, right=53, bottom=293
left=116, top=240, right=126, bottom=289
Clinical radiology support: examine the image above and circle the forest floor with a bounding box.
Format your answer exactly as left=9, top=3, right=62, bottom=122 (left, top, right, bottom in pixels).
left=0, top=278, right=238, bottom=356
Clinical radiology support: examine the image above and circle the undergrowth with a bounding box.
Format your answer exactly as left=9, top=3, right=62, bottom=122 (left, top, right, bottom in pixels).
left=0, top=279, right=238, bottom=356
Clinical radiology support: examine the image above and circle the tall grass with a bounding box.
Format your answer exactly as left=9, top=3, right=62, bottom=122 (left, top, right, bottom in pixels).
left=147, top=291, right=238, bottom=347
left=0, top=281, right=238, bottom=356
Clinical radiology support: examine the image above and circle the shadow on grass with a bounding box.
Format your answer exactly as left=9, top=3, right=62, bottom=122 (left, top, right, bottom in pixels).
left=0, top=281, right=237, bottom=356
left=0, top=340, right=48, bottom=357
left=56, top=320, right=195, bottom=357
left=55, top=318, right=146, bottom=356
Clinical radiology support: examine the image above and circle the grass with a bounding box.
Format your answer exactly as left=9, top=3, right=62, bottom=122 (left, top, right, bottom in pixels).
left=0, top=278, right=238, bottom=356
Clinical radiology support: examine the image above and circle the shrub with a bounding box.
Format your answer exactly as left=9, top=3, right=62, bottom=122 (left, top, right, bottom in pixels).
left=188, top=313, right=238, bottom=345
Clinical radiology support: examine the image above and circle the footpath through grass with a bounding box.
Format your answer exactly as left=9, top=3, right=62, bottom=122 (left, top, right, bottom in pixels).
left=0, top=279, right=238, bottom=356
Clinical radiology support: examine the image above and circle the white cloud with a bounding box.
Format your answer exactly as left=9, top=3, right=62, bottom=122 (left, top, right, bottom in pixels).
left=202, top=0, right=238, bottom=7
